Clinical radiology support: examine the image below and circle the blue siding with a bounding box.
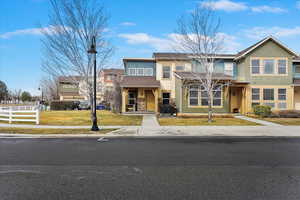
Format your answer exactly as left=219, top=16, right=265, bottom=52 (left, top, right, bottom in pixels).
left=192, top=59, right=225, bottom=73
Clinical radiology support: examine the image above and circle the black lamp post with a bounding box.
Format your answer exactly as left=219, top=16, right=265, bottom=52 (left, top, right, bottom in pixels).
left=88, top=36, right=99, bottom=131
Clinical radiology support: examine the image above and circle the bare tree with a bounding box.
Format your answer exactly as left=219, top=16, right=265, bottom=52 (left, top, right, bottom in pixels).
left=40, top=76, right=59, bottom=102
left=11, top=89, right=22, bottom=104
left=174, top=6, right=231, bottom=122
left=41, top=0, right=113, bottom=121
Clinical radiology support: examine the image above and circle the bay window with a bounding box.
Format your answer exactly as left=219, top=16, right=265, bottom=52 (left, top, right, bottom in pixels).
left=189, top=85, right=222, bottom=107
left=189, top=86, right=198, bottom=106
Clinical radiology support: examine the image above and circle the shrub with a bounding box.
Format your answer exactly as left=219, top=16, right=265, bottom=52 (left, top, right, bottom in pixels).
left=159, top=104, right=177, bottom=115
left=253, top=105, right=272, bottom=118
left=50, top=101, right=80, bottom=110
left=272, top=110, right=300, bottom=118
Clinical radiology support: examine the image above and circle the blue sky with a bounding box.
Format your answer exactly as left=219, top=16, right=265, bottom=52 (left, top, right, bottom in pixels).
left=1, top=0, right=300, bottom=95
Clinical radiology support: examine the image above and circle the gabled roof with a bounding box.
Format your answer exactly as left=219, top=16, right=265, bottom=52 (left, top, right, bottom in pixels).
left=235, top=36, right=299, bottom=60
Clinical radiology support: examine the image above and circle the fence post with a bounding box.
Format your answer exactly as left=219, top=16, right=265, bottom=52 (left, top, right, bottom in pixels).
left=36, top=108, right=40, bottom=125
left=9, top=107, right=12, bottom=124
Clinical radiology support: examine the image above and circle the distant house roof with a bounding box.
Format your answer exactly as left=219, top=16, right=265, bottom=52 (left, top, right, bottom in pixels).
left=153, top=53, right=235, bottom=60
left=174, top=71, right=233, bottom=81
left=123, top=58, right=156, bottom=62
left=58, top=76, right=82, bottom=83
left=235, top=36, right=299, bottom=60
left=120, top=76, right=160, bottom=88
left=102, top=68, right=124, bottom=75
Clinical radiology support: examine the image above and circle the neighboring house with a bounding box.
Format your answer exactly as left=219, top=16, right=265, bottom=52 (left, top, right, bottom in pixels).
left=58, top=68, right=124, bottom=102
left=120, top=36, right=300, bottom=115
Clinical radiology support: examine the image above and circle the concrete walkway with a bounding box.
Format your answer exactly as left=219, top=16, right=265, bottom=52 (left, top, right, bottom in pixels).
left=141, top=114, right=160, bottom=127
left=234, top=115, right=282, bottom=126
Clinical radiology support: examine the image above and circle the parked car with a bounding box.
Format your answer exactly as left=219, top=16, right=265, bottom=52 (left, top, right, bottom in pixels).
left=78, top=101, right=91, bottom=110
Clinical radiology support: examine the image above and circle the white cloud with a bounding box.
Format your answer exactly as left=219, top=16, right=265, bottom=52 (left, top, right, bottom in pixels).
left=251, top=6, right=286, bottom=13
left=243, top=26, right=300, bottom=39
left=120, top=22, right=136, bottom=26
left=119, top=32, right=240, bottom=53
left=0, top=26, right=62, bottom=39
left=297, top=1, right=300, bottom=10
left=200, top=0, right=247, bottom=12
left=200, top=0, right=286, bottom=13
left=118, top=33, right=173, bottom=51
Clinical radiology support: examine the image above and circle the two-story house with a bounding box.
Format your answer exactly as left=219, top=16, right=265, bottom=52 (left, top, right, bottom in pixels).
left=59, top=68, right=124, bottom=102
left=120, top=36, right=300, bottom=115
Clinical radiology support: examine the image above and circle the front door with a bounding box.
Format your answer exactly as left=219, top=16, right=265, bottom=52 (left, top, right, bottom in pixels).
left=230, top=87, right=242, bottom=113
left=145, top=90, right=155, bottom=112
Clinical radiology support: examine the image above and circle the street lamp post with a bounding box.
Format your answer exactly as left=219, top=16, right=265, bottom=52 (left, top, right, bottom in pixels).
left=88, top=36, right=99, bottom=131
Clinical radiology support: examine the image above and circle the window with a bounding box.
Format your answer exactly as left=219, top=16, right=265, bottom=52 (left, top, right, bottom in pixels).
left=137, top=68, right=144, bottom=76
left=162, top=92, right=170, bottom=105
left=144, top=68, right=153, bottom=76
left=127, top=68, right=153, bottom=76
left=278, top=88, right=286, bottom=100
left=264, top=102, right=275, bottom=108
left=163, top=66, right=171, bottom=78
left=128, top=68, right=136, bottom=76
left=278, top=102, right=287, bottom=109
left=189, top=86, right=198, bottom=106
left=295, top=65, right=300, bottom=73
left=278, top=60, right=287, bottom=74
left=175, top=66, right=184, bottom=71
left=213, top=85, right=222, bottom=106
left=263, top=89, right=274, bottom=100
left=128, top=92, right=136, bottom=105
left=252, top=88, right=260, bottom=100
left=251, top=59, right=260, bottom=74
left=264, top=59, right=274, bottom=74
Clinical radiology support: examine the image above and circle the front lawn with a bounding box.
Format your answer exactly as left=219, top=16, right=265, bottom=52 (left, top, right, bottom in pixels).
left=0, top=110, right=142, bottom=126
left=262, top=118, right=300, bottom=126
left=39, top=110, right=142, bottom=126
left=158, top=117, right=259, bottom=126
left=0, top=128, right=116, bottom=134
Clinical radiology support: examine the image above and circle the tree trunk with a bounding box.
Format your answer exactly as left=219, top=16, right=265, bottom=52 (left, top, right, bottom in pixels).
left=208, top=90, right=213, bottom=123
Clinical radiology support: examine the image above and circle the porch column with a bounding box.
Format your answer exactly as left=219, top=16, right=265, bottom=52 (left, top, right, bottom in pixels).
left=122, top=88, right=127, bottom=113
left=154, top=89, right=159, bottom=113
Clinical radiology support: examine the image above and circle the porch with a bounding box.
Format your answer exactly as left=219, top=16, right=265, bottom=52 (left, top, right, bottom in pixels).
left=120, top=76, right=160, bottom=113
left=294, top=84, right=300, bottom=110
left=229, top=83, right=250, bottom=114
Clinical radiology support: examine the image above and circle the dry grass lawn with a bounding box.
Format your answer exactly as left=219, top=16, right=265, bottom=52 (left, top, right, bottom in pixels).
left=262, top=118, right=300, bottom=125
left=159, top=117, right=259, bottom=126
left=0, top=127, right=116, bottom=134
left=0, top=110, right=142, bottom=126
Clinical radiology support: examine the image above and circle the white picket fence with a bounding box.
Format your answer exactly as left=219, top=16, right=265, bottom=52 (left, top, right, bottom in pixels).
left=0, top=106, right=40, bottom=125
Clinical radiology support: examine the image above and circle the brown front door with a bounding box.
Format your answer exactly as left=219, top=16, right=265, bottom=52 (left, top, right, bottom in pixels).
left=230, top=87, right=242, bottom=113
left=145, top=90, right=155, bottom=112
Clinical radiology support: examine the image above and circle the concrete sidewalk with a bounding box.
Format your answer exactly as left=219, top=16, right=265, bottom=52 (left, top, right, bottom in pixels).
left=2, top=125, right=299, bottom=138
left=234, top=115, right=282, bottom=126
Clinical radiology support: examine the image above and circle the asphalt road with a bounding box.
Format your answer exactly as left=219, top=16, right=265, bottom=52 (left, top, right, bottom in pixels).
left=1, top=137, right=300, bottom=200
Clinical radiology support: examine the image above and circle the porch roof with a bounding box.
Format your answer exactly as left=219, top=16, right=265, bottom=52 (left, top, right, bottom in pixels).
left=174, top=71, right=233, bottom=81
left=120, top=76, right=160, bottom=88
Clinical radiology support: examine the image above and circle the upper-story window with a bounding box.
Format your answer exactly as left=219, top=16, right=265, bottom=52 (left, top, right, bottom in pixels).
left=162, top=66, right=171, bottom=79
left=251, top=59, right=260, bottom=74
left=251, top=58, right=288, bottom=75
left=127, top=68, right=153, bottom=76
left=278, top=60, right=287, bottom=74
left=175, top=66, right=184, bottom=71
left=264, top=59, right=274, bottom=74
